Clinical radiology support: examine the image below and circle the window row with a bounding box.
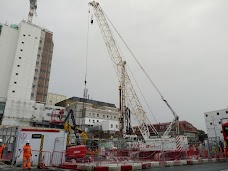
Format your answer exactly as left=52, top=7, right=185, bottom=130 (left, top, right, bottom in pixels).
left=205, top=111, right=228, bottom=117
left=210, top=121, right=222, bottom=125
left=22, top=34, right=38, bottom=39
left=89, top=113, right=117, bottom=119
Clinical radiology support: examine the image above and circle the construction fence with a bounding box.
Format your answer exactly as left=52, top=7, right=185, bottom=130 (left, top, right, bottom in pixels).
left=0, top=137, right=224, bottom=169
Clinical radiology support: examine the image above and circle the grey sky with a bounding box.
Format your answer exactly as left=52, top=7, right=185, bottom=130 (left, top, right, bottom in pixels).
left=1, top=0, right=227, bottom=131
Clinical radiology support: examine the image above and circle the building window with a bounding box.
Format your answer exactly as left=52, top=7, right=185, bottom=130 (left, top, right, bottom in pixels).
left=89, top=113, right=91, bottom=116
left=28, top=34, right=31, bottom=36
left=23, top=34, right=25, bottom=36
left=110, top=116, right=112, bottom=119
left=89, top=119, right=90, bottom=123
left=103, top=115, right=105, bottom=118
left=226, top=111, right=228, bottom=114
left=221, top=131, right=223, bottom=133
left=39, top=47, right=42, bottom=50
left=217, top=113, right=219, bottom=115
left=107, top=115, right=109, bottom=118
left=97, top=114, right=99, bottom=117
left=35, top=69, right=38, bottom=72
left=93, top=120, right=95, bottom=123
left=31, top=93, right=34, bottom=98
left=114, top=116, right=116, bottom=119
left=19, top=57, right=22, bottom=59
left=16, top=73, right=18, bottom=75
left=35, top=37, right=38, bottom=39
left=17, top=65, right=20, bottom=67
left=93, top=113, right=95, bottom=117
left=116, top=125, right=118, bottom=128
left=205, top=114, right=208, bottom=117
left=20, top=49, right=23, bottom=51
left=12, top=90, right=15, bottom=93
left=219, top=121, right=221, bottom=124
left=34, top=77, right=37, bottom=80
left=14, top=82, right=17, bottom=84
left=210, top=123, right=212, bottom=125
left=22, top=42, right=24, bottom=44
left=97, top=120, right=99, bottom=122
left=111, top=124, right=113, bottom=128
left=32, top=85, right=35, bottom=88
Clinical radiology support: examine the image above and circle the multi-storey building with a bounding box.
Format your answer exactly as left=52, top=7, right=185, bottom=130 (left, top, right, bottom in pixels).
left=56, top=97, right=120, bottom=132
left=204, top=108, right=228, bottom=142
left=0, top=21, right=54, bottom=125
left=46, top=93, right=66, bottom=106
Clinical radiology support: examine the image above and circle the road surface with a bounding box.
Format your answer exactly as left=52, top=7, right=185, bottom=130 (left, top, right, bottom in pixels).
left=0, top=163, right=227, bottom=170
left=145, top=162, right=228, bottom=171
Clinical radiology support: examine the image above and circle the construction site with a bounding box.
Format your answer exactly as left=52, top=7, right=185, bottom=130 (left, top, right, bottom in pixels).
left=0, top=0, right=227, bottom=171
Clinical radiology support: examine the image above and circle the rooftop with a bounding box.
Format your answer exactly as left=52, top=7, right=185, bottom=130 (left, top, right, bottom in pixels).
left=56, top=96, right=116, bottom=108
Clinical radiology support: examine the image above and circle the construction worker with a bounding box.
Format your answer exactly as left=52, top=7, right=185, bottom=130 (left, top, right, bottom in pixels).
left=0, top=139, right=4, bottom=159
left=23, top=140, right=32, bottom=170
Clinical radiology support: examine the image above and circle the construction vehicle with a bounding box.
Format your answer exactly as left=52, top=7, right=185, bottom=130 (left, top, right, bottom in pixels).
left=88, top=1, right=188, bottom=154
left=63, top=109, right=88, bottom=145
left=50, top=109, right=100, bottom=160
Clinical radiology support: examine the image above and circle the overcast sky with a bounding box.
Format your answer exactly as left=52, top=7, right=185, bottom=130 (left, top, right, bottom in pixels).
left=1, top=0, right=227, bottom=131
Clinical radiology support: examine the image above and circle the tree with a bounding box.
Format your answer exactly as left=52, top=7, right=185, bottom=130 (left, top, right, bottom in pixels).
left=198, top=129, right=208, bottom=142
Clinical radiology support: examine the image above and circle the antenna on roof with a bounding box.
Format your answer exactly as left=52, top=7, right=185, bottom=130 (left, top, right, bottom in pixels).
left=28, top=0, right=37, bottom=24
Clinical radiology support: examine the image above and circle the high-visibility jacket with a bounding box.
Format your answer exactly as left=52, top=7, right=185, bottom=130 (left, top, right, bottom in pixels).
left=23, top=145, right=31, bottom=157
left=0, top=144, right=4, bottom=153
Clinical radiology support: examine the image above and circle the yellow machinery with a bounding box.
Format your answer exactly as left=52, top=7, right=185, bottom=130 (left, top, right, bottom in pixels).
left=64, top=122, right=88, bottom=145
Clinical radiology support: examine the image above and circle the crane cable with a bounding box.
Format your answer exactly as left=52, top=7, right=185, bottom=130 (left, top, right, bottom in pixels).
left=103, top=12, right=165, bottom=100
left=84, top=6, right=91, bottom=92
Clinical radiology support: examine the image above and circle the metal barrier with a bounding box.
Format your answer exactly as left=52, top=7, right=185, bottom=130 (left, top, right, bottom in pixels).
left=1, top=137, right=225, bottom=169
left=31, top=150, right=52, bottom=167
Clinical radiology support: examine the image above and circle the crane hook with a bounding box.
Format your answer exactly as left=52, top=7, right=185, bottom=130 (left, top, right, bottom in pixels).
left=91, top=14, right=94, bottom=24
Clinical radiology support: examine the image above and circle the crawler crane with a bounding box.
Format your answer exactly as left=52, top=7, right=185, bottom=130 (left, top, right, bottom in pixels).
left=88, top=1, right=188, bottom=152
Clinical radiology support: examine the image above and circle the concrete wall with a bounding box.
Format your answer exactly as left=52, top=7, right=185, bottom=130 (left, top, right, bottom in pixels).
left=0, top=25, right=19, bottom=99
left=46, top=93, right=66, bottom=106
left=2, top=98, right=44, bottom=126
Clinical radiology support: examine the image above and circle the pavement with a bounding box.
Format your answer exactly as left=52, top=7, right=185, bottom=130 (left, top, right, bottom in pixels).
left=0, top=162, right=227, bottom=171
left=145, top=162, right=228, bottom=171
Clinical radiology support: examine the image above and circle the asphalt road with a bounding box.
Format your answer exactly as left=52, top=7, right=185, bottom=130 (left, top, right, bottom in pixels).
left=0, top=163, right=227, bottom=171
left=145, top=162, right=228, bottom=171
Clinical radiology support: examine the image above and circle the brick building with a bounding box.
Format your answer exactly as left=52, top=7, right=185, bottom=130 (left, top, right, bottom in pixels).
left=134, top=120, right=199, bottom=143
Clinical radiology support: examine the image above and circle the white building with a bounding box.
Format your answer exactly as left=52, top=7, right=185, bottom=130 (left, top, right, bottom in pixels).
left=46, top=93, right=66, bottom=106
left=61, top=97, right=120, bottom=132
left=0, top=21, right=54, bottom=126
left=204, top=107, right=228, bottom=142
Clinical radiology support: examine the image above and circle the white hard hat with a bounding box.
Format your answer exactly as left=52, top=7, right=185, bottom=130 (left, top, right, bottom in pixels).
left=0, top=139, right=2, bottom=143
left=26, top=140, right=30, bottom=144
